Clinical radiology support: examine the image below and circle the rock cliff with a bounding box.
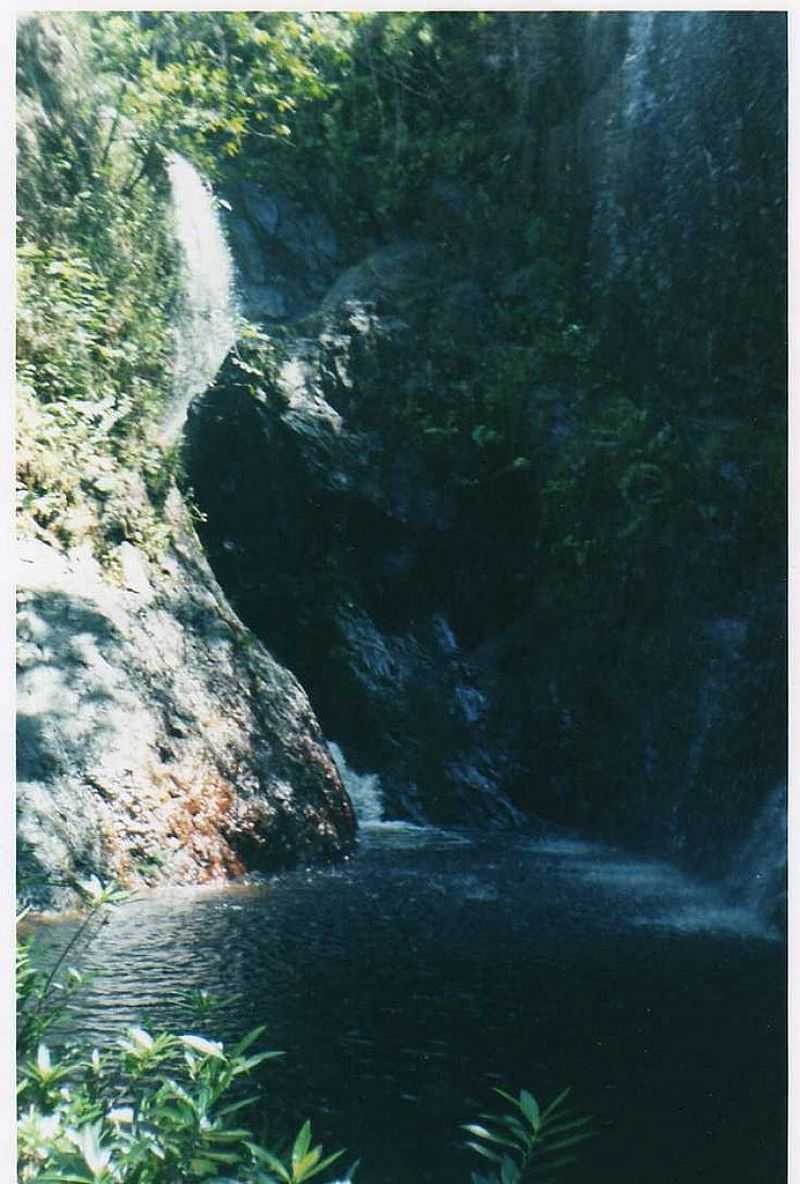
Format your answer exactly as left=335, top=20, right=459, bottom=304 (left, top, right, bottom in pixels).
left=17, top=492, right=355, bottom=912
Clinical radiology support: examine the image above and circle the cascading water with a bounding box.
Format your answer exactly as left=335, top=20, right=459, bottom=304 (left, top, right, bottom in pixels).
left=328, top=741, right=385, bottom=825
left=30, top=21, right=785, bottom=1179
left=161, top=155, right=238, bottom=443
left=622, top=10, right=656, bottom=124
left=327, top=740, right=471, bottom=850
left=725, top=781, right=787, bottom=924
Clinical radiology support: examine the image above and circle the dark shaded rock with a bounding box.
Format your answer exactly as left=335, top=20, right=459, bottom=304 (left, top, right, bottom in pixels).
left=185, top=320, right=524, bottom=826
left=183, top=12, right=785, bottom=904
left=222, top=180, right=340, bottom=323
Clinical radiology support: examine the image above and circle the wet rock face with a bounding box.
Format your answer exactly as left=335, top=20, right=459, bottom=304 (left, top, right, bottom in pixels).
left=187, top=305, right=784, bottom=865
left=16, top=493, right=355, bottom=912
left=576, top=11, right=787, bottom=406
left=223, top=180, right=340, bottom=325
left=185, top=317, right=525, bottom=828
left=185, top=12, right=785, bottom=873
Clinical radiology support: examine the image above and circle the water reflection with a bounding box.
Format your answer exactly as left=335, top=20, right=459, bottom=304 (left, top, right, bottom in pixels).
left=36, top=828, right=785, bottom=1184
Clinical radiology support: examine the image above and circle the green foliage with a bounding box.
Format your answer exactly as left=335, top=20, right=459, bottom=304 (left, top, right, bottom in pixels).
left=540, top=396, right=680, bottom=570
left=18, top=882, right=131, bottom=1059
left=254, top=11, right=587, bottom=255
left=17, top=1022, right=343, bottom=1184
left=85, top=13, right=336, bottom=181
left=463, top=1088, right=592, bottom=1184
left=16, top=15, right=184, bottom=561
left=16, top=903, right=347, bottom=1184
left=18, top=897, right=590, bottom=1184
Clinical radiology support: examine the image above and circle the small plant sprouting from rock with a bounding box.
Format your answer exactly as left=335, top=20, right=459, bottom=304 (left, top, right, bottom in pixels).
left=463, top=1086, right=592, bottom=1183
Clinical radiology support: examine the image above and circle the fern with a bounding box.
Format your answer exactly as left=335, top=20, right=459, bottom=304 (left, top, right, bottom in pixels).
left=463, top=1087, right=592, bottom=1184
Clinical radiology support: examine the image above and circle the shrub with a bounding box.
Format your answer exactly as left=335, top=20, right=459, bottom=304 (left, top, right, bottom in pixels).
left=464, top=1088, right=592, bottom=1183
left=17, top=891, right=590, bottom=1184
left=16, top=893, right=348, bottom=1184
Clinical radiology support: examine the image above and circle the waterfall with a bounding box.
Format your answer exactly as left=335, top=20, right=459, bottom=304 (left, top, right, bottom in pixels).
left=622, top=11, right=657, bottom=124
left=328, top=741, right=385, bottom=825
left=161, top=155, right=238, bottom=443
left=725, top=782, right=787, bottom=927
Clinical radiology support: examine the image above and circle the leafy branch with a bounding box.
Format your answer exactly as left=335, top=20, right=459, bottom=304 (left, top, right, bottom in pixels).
left=463, top=1087, right=592, bottom=1184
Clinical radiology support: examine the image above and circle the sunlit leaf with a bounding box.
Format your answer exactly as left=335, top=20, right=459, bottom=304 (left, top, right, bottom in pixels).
left=180, top=1034, right=225, bottom=1058
left=292, top=1120, right=312, bottom=1169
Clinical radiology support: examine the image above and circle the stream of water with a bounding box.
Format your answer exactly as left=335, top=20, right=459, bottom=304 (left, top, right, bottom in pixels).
left=161, top=155, right=238, bottom=444
left=40, top=765, right=785, bottom=1184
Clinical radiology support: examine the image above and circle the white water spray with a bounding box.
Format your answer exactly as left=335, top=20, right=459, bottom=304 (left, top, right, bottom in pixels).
left=162, top=155, right=238, bottom=443
left=623, top=12, right=657, bottom=124
left=725, top=782, right=787, bottom=923
left=328, top=741, right=385, bottom=825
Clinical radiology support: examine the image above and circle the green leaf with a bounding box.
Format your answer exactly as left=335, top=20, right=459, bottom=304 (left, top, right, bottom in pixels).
left=216, top=1095, right=259, bottom=1118
left=190, top=1158, right=219, bottom=1174
left=205, top=1128, right=253, bottom=1143
left=36, top=1175, right=95, bottom=1183
left=538, top=1115, right=592, bottom=1138
left=497, top=1115, right=528, bottom=1142
left=534, top=1155, right=578, bottom=1173
left=465, top=1141, right=504, bottom=1165
left=461, top=1124, right=520, bottom=1151
left=540, top=1087, right=571, bottom=1121
left=518, top=1090, right=540, bottom=1130
left=121, top=1027, right=154, bottom=1052
left=247, top=1144, right=292, bottom=1183
left=195, top=1150, right=241, bottom=1164
left=180, top=1034, right=225, bottom=1058
left=297, top=1149, right=345, bottom=1182
left=292, top=1122, right=312, bottom=1173
left=293, top=1147, right=322, bottom=1181
left=539, top=1131, right=593, bottom=1155
left=231, top=1025, right=268, bottom=1056
left=233, top=1050, right=284, bottom=1075
left=463, top=1124, right=494, bottom=1140
left=500, top=1154, right=519, bottom=1184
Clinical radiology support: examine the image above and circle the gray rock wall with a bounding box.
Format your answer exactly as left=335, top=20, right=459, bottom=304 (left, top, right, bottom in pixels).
left=184, top=12, right=785, bottom=887
left=17, top=491, right=355, bottom=912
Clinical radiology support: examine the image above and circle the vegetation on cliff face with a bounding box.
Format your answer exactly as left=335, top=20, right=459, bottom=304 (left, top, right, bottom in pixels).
left=183, top=10, right=784, bottom=856
left=16, top=16, right=177, bottom=560
left=14, top=12, right=328, bottom=560
left=18, top=11, right=786, bottom=593
left=15, top=13, right=357, bottom=912
left=15, top=15, right=786, bottom=1181
left=17, top=10, right=786, bottom=850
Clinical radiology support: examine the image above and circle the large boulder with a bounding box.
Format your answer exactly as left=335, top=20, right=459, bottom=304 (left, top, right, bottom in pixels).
left=16, top=491, right=355, bottom=912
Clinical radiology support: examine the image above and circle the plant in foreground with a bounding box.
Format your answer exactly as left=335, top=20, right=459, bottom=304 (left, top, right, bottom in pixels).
left=463, top=1087, right=592, bottom=1183
left=17, top=1023, right=347, bottom=1184
left=18, top=890, right=591, bottom=1183
left=17, top=897, right=349, bottom=1184
left=17, top=880, right=131, bottom=1059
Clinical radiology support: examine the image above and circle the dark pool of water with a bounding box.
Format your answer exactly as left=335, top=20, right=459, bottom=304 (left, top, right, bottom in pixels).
left=36, top=825, right=786, bottom=1184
